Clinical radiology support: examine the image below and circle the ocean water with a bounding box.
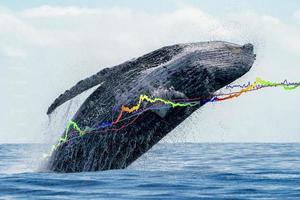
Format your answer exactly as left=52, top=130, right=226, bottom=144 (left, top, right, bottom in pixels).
left=0, top=143, right=300, bottom=199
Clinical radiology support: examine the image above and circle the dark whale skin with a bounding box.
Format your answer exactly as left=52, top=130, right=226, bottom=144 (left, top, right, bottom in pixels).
left=47, top=41, right=255, bottom=172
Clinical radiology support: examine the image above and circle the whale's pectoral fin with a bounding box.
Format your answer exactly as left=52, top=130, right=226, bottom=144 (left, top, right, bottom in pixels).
left=152, top=105, right=170, bottom=118
left=47, top=68, right=112, bottom=115
left=150, top=87, right=186, bottom=118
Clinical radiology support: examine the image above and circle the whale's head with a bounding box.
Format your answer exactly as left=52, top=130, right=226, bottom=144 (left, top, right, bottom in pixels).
left=47, top=41, right=255, bottom=115
left=142, top=41, right=255, bottom=99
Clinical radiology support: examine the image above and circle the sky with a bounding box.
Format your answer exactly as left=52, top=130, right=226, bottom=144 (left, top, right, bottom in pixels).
left=0, top=0, right=300, bottom=143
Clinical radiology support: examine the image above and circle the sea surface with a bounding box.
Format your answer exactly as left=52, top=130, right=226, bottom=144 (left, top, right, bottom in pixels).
left=0, top=143, right=300, bottom=199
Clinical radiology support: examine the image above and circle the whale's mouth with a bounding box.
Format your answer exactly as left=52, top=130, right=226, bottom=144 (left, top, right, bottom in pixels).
left=210, top=43, right=255, bottom=91
left=167, top=42, right=256, bottom=100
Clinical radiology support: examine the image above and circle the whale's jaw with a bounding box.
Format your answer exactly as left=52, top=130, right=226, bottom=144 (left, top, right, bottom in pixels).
left=47, top=41, right=255, bottom=172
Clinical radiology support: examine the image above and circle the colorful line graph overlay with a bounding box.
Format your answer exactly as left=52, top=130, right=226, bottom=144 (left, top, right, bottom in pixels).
left=50, top=77, right=300, bottom=152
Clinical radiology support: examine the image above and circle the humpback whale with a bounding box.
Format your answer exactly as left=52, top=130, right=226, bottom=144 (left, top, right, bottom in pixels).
left=47, top=41, right=255, bottom=172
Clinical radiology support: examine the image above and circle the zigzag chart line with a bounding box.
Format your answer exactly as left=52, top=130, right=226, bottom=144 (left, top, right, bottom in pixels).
left=51, top=77, right=300, bottom=152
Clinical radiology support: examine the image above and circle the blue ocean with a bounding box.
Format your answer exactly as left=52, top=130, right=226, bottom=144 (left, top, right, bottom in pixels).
left=1, top=143, right=300, bottom=199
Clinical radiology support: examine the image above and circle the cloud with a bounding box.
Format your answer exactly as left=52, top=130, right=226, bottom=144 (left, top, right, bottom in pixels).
left=1, top=46, right=26, bottom=58
left=21, top=5, right=100, bottom=17
left=0, top=6, right=300, bottom=143
left=0, top=6, right=242, bottom=72
left=294, top=9, right=300, bottom=21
